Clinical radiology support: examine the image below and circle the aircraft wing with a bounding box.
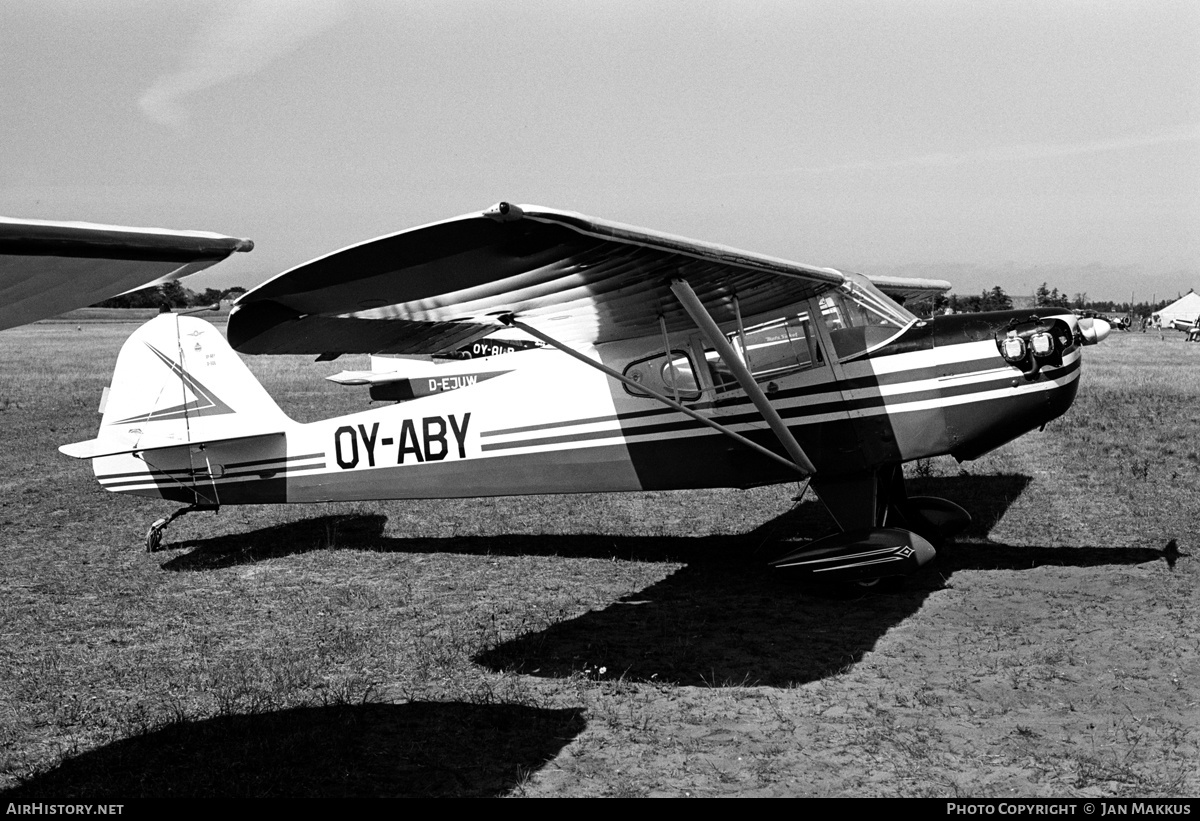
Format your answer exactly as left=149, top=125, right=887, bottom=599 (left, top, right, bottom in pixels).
left=865, top=275, right=952, bottom=304
left=228, top=202, right=848, bottom=355
left=0, top=217, right=253, bottom=331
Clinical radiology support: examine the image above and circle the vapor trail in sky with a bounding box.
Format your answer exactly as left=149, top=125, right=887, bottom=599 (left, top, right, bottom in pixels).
left=139, top=0, right=344, bottom=131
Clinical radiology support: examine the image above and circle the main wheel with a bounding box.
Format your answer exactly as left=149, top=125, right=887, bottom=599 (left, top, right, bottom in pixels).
left=852, top=576, right=903, bottom=593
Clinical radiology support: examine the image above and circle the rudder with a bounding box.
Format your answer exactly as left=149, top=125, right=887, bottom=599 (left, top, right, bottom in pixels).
left=62, top=313, right=290, bottom=458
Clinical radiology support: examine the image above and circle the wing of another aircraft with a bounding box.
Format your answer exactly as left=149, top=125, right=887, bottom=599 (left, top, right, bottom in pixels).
left=865, top=275, right=952, bottom=304
left=229, top=202, right=854, bottom=356
left=0, top=217, right=253, bottom=331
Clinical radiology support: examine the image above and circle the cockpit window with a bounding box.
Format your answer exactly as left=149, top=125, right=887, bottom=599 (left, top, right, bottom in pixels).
left=704, top=309, right=825, bottom=393
left=730, top=314, right=823, bottom=379
left=820, top=273, right=917, bottom=360
left=623, top=350, right=701, bottom=401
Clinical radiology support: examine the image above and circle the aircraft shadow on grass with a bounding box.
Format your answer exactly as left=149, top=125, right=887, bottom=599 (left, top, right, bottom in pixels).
left=163, top=474, right=1178, bottom=688
left=0, top=702, right=584, bottom=799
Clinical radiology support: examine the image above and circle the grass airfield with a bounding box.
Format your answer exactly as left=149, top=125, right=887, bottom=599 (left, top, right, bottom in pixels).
left=0, top=315, right=1197, bottom=798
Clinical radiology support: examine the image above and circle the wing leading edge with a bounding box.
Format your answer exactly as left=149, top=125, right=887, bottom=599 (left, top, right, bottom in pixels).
left=228, top=203, right=851, bottom=356
left=0, top=217, right=252, bottom=331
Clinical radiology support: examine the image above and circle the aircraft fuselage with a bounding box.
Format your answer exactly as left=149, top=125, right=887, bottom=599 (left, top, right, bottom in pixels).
left=89, top=306, right=1084, bottom=508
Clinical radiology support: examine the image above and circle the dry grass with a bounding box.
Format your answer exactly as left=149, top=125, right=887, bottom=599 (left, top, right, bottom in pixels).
left=0, top=318, right=1197, bottom=797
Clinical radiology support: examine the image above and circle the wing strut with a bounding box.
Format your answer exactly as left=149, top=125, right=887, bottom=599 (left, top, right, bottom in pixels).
left=500, top=316, right=808, bottom=475
left=669, top=278, right=818, bottom=476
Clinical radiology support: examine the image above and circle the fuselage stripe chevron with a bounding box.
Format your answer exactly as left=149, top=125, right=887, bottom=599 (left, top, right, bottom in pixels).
left=98, top=461, right=327, bottom=492
left=479, top=352, right=1081, bottom=453
left=478, top=353, right=1003, bottom=438
left=109, top=343, right=235, bottom=424
left=94, top=452, right=327, bottom=482
left=478, top=366, right=1080, bottom=456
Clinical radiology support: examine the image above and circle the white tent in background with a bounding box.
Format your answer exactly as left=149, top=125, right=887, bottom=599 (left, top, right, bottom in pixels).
left=1153, top=290, right=1200, bottom=328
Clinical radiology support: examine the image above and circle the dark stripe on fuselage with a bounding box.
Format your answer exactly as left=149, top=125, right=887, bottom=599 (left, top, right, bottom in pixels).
left=481, top=357, right=1080, bottom=454
left=481, top=351, right=1011, bottom=439
left=478, top=308, right=1074, bottom=442
left=101, top=461, right=327, bottom=490
left=221, top=451, right=325, bottom=470
left=152, top=477, right=289, bottom=505
left=477, top=355, right=1003, bottom=439
left=624, top=368, right=1080, bottom=488
left=95, top=451, right=325, bottom=482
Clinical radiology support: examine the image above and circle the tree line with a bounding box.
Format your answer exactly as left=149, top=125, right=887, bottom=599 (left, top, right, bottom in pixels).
left=93, top=283, right=246, bottom=309
left=101, top=280, right=1179, bottom=319
left=917, top=282, right=1177, bottom=317
left=915, top=285, right=1013, bottom=317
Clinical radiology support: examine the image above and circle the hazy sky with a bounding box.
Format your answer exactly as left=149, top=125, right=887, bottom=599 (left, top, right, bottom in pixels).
left=3, top=1, right=1197, bottom=300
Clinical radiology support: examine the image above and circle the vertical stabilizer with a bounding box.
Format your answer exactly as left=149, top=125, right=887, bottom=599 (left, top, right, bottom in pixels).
left=61, top=313, right=289, bottom=458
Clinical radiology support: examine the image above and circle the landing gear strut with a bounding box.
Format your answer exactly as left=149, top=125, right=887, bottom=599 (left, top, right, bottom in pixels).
left=145, top=504, right=218, bottom=552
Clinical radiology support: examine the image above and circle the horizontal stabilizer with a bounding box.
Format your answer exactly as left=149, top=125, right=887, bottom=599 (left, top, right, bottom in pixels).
left=60, top=430, right=285, bottom=460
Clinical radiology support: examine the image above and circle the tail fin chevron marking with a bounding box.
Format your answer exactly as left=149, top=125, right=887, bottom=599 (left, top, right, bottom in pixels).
left=110, top=343, right=235, bottom=424
left=60, top=314, right=291, bottom=461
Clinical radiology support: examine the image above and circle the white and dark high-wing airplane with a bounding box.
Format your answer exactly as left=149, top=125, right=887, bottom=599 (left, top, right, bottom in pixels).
left=1166, top=318, right=1200, bottom=341
left=0, top=216, right=252, bottom=330
left=60, top=203, right=1111, bottom=583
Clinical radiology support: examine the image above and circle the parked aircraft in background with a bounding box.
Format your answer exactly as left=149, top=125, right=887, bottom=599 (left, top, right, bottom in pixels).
left=1075, top=309, right=1130, bottom=332
left=61, top=203, right=1111, bottom=584
left=0, top=216, right=251, bottom=331
left=1166, top=318, right=1200, bottom=341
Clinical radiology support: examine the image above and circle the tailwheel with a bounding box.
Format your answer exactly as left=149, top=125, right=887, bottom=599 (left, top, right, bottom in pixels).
left=145, top=518, right=169, bottom=552
left=144, top=504, right=218, bottom=552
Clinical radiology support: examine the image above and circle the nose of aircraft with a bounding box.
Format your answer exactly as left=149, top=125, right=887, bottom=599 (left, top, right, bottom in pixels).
left=1077, top=316, right=1111, bottom=345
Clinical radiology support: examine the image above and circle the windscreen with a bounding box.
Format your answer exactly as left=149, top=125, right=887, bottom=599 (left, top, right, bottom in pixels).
left=819, top=273, right=918, bottom=360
